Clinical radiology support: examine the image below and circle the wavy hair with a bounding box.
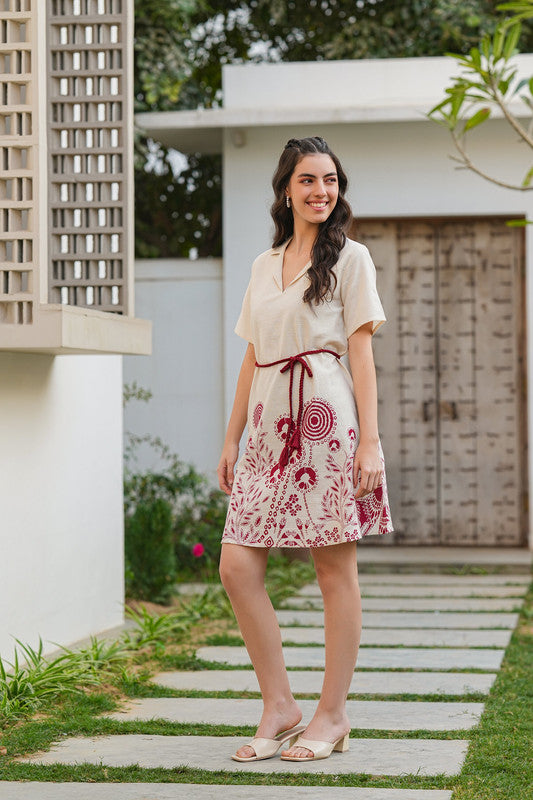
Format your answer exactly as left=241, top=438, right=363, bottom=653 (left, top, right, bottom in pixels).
left=271, top=136, right=353, bottom=305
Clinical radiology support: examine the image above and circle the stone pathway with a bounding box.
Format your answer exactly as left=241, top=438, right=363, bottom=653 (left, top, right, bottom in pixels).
left=0, top=786, right=456, bottom=800
left=109, top=698, right=484, bottom=730
left=12, top=564, right=531, bottom=800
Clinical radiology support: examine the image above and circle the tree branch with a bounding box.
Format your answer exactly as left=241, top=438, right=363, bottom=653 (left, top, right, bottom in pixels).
left=488, top=76, right=533, bottom=148
left=451, top=129, right=533, bottom=190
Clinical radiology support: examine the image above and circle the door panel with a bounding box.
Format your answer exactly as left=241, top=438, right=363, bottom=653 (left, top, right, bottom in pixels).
left=354, top=217, right=526, bottom=546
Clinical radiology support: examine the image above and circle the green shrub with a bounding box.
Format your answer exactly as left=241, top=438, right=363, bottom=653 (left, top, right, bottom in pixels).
left=174, top=488, right=228, bottom=578
left=123, top=384, right=229, bottom=590
left=125, top=497, right=176, bottom=602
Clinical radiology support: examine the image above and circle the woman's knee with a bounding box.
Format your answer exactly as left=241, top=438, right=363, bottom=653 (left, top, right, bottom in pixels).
left=219, top=544, right=266, bottom=596
left=312, top=543, right=358, bottom=591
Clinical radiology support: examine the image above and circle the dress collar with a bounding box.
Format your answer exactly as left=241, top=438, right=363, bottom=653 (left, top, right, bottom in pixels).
left=271, top=238, right=311, bottom=293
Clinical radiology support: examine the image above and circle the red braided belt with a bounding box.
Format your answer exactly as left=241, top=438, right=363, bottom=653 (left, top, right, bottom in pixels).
left=255, top=348, right=341, bottom=474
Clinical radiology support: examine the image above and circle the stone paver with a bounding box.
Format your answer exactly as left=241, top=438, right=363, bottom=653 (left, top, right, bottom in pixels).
left=197, top=645, right=503, bottom=670
left=154, top=668, right=496, bottom=695
left=0, top=785, right=454, bottom=800
left=22, top=734, right=469, bottom=776
left=110, top=698, right=483, bottom=731
left=298, top=583, right=527, bottom=598
left=174, top=582, right=214, bottom=595
left=276, top=609, right=519, bottom=629
left=283, top=596, right=520, bottom=611
left=277, top=626, right=511, bottom=648
left=356, top=574, right=530, bottom=585
left=355, top=545, right=532, bottom=569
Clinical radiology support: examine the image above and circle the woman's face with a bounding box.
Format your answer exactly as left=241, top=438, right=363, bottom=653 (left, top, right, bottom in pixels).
left=285, top=153, right=339, bottom=227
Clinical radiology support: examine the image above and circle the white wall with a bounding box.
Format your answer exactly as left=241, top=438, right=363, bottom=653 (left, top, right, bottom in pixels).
left=123, top=259, right=224, bottom=485
left=0, top=353, right=124, bottom=660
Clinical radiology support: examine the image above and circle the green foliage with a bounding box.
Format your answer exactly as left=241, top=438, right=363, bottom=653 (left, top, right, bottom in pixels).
left=133, top=0, right=510, bottom=259
left=0, top=639, right=96, bottom=722
left=173, top=489, right=228, bottom=578
left=125, top=498, right=176, bottom=602
left=134, top=0, right=201, bottom=113
left=65, top=637, right=132, bottom=679
left=428, top=0, right=533, bottom=193
left=134, top=149, right=222, bottom=259
left=123, top=384, right=228, bottom=589
left=123, top=605, right=194, bottom=649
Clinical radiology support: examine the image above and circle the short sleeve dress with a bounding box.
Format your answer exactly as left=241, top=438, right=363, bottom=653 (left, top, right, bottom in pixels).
left=221, top=237, right=394, bottom=548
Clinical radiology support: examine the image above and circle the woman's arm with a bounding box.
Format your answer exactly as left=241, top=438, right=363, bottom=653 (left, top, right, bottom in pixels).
left=347, top=321, right=384, bottom=498
left=217, top=342, right=257, bottom=495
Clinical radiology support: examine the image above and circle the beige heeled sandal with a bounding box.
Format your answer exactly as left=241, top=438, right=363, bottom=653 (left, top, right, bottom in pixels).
left=280, top=732, right=350, bottom=761
left=231, top=724, right=306, bottom=762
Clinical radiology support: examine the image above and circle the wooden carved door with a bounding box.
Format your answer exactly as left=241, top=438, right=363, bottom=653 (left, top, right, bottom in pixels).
left=355, top=218, right=526, bottom=546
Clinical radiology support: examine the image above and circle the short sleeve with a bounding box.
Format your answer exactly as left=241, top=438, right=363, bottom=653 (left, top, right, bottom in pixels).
left=234, top=277, right=253, bottom=344
left=340, top=245, right=387, bottom=339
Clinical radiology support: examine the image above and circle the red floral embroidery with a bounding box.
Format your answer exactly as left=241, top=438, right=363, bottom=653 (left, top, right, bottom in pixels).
left=221, top=392, right=393, bottom=547
left=275, top=415, right=292, bottom=442
left=253, top=402, right=264, bottom=429
left=283, top=493, right=302, bottom=515
left=293, top=466, right=318, bottom=492
left=301, top=399, right=336, bottom=441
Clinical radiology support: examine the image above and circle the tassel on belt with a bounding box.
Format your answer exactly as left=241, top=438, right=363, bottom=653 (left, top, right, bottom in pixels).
left=255, top=348, right=341, bottom=474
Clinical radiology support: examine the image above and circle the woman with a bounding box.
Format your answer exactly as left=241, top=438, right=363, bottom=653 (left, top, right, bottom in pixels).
left=217, top=136, right=394, bottom=763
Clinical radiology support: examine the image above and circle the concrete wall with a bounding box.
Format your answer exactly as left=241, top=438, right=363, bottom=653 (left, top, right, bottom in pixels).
left=123, top=259, right=224, bottom=485
left=0, top=354, right=124, bottom=660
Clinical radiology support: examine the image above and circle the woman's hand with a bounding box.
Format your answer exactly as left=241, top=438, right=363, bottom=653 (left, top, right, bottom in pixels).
left=353, top=439, right=383, bottom=499
left=217, top=442, right=240, bottom=495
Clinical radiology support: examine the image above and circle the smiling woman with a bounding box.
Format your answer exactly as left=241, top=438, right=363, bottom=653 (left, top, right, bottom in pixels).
left=216, top=135, right=393, bottom=764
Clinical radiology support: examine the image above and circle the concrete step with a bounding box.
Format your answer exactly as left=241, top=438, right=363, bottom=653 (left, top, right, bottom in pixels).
left=355, top=546, right=532, bottom=574
left=276, top=609, right=519, bottom=629
left=21, top=734, right=469, bottom=777
left=109, top=697, right=483, bottom=731
left=0, top=785, right=454, bottom=800
left=356, top=574, right=531, bottom=585
left=197, top=645, right=503, bottom=671
left=276, top=626, right=511, bottom=648
left=282, top=596, right=520, bottom=612
left=154, top=668, right=496, bottom=696
left=298, top=584, right=528, bottom=598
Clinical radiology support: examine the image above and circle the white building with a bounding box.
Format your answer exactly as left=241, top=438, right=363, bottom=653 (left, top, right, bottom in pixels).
left=0, top=0, right=151, bottom=659
left=133, top=56, right=533, bottom=549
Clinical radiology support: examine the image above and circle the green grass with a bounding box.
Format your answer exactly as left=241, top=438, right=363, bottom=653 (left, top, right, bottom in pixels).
left=450, top=583, right=533, bottom=800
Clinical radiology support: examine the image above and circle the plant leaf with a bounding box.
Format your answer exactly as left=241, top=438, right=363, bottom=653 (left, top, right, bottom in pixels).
left=464, top=107, right=491, bottom=131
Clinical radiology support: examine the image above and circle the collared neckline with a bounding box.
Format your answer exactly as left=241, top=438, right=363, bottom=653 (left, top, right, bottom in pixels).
left=271, top=238, right=311, bottom=293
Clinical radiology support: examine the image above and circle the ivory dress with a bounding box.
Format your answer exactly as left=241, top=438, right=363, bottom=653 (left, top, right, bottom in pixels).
left=221, top=237, right=394, bottom=548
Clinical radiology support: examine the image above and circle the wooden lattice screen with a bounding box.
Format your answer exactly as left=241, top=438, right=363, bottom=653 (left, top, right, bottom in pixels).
left=47, top=0, right=128, bottom=313
left=0, top=0, right=131, bottom=327
left=0, top=0, right=35, bottom=324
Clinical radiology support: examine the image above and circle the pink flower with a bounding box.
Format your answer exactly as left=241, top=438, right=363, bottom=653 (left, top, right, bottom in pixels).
left=192, top=543, right=205, bottom=558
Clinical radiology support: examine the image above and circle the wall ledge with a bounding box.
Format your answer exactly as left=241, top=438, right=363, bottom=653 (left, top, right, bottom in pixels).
left=0, top=304, right=152, bottom=355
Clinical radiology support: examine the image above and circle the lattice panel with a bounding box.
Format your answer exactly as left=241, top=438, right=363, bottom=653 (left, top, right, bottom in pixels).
left=47, top=0, right=128, bottom=313
left=0, top=0, right=34, bottom=325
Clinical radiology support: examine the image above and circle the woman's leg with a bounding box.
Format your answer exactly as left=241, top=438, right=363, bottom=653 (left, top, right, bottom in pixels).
left=219, top=543, right=302, bottom=757
left=281, top=541, right=361, bottom=758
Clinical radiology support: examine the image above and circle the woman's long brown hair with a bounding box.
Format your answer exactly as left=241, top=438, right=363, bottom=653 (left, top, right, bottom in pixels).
left=271, top=136, right=353, bottom=306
